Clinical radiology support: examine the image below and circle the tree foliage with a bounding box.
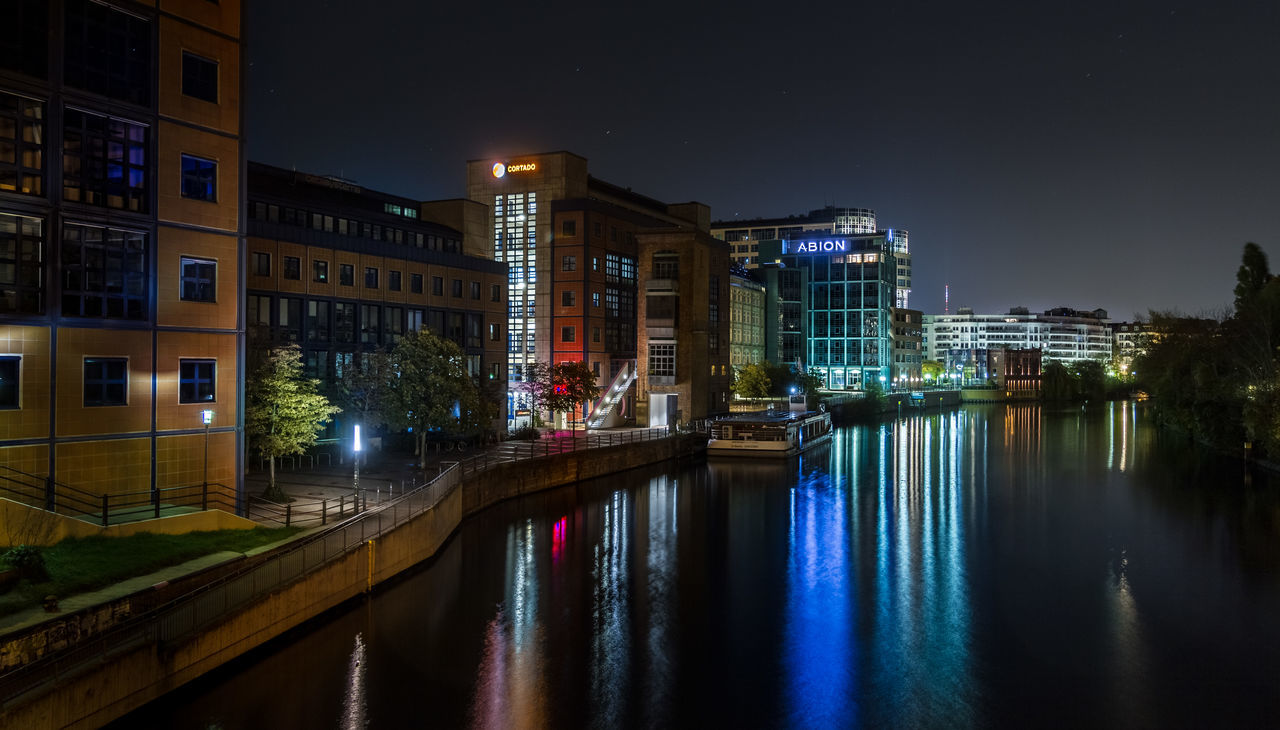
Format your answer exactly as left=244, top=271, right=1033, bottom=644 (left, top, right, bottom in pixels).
left=731, top=363, right=772, bottom=398
left=334, top=351, right=395, bottom=433
left=246, top=345, right=341, bottom=500
left=1234, top=242, right=1272, bottom=310
left=922, top=359, right=945, bottom=382
left=540, top=361, right=602, bottom=433
left=387, top=330, right=486, bottom=468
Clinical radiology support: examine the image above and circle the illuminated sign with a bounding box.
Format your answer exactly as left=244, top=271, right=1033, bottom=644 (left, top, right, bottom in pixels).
left=493, top=161, right=537, bottom=178
left=788, top=239, right=848, bottom=254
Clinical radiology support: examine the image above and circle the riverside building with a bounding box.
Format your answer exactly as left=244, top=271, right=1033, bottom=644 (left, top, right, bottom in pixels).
left=246, top=162, right=509, bottom=430
left=466, top=151, right=729, bottom=428
left=0, top=1, right=245, bottom=502
left=925, top=307, right=1113, bottom=365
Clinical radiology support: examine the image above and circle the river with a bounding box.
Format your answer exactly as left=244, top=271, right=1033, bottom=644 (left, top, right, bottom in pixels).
left=116, top=402, right=1280, bottom=728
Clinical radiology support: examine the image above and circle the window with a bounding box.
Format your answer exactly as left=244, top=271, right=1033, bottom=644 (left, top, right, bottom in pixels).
left=562, top=220, right=576, bottom=236
left=252, top=252, right=270, bottom=277
left=592, top=257, right=599, bottom=271
left=0, top=92, right=44, bottom=196
left=592, top=327, right=600, bottom=343
left=470, top=281, right=480, bottom=300
left=83, top=357, right=127, bottom=406
left=653, top=252, right=679, bottom=279
left=407, top=309, right=424, bottom=332
left=180, top=155, right=216, bottom=201
left=279, top=297, right=302, bottom=340
left=432, top=276, right=443, bottom=295
left=313, top=260, right=328, bottom=283
left=0, top=356, right=18, bottom=408
left=179, top=359, right=215, bottom=403
left=181, top=51, right=218, bottom=103
left=490, top=283, right=501, bottom=302
left=384, top=306, right=404, bottom=344
left=360, top=304, right=380, bottom=344
left=467, top=313, right=482, bottom=348
left=451, top=279, right=462, bottom=297
left=562, top=255, right=576, bottom=271
left=335, top=302, right=355, bottom=343
left=62, top=109, right=148, bottom=212
left=489, top=322, right=500, bottom=341
left=180, top=256, right=216, bottom=302
left=1, top=0, right=47, bottom=79
left=247, top=294, right=270, bottom=327
left=592, top=292, right=600, bottom=307
left=411, top=273, right=423, bottom=293
left=389, top=270, right=401, bottom=291
left=61, top=224, right=147, bottom=319
left=649, top=343, right=676, bottom=378
left=562, top=290, right=576, bottom=307
left=283, top=256, right=300, bottom=280
left=0, top=213, right=44, bottom=314
left=340, top=264, right=354, bottom=286
left=64, top=0, right=151, bottom=106
left=562, top=326, right=575, bottom=343
left=306, top=300, right=330, bottom=342
left=365, top=267, right=378, bottom=289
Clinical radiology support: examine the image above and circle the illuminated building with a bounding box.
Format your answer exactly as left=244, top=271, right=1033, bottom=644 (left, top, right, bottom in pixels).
left=0, top=1, right=244, bottom=502
left=466, top=152, right=726, bottom=427
left=246, top=163, right=509, bottom=432
left=712, top=206, right=913, bottom=309
left=891, top=308, right=924, bottom=387
left=773, top=233, right=898, bottom=389
left=926, top=307, right=1113, bottom=365
left=729, top=267, right=766, bottom=369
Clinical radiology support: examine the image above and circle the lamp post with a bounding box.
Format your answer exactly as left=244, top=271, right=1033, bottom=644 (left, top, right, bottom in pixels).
left=353, top=424, right=362, bottom=501
left=200, top=409, right=214, bottom=509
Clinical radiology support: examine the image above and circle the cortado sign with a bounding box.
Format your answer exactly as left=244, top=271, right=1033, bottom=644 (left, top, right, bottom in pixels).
left=493, top=161, right=537, bottom=178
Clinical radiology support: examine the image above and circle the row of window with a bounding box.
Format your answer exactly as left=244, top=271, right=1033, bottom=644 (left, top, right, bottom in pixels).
left=248, top=200, right=458, bottom=252
left=1, top=91, right=223, bottom=210
left=559, top=219, right=635, bottom=244
left=246, top=293, right=502, bottom=349
left=0, top=355, right=214, bottom=409
left=249, top=251, right=500, bottom=300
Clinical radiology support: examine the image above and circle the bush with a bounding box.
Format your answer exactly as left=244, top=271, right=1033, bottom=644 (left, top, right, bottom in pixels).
left=3, top=545, right=48, bottom=581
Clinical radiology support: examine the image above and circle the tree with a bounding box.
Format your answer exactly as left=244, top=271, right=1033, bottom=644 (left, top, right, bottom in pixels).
left=922, top=359, right=945, bottom=384
left=797, top=367, right=826, bottom=396
left=541, top=361, right=602, bottom=435
left=518, top=361, right=552, bottom=427
left=1073, top=359, right=1107, bottom=401
left=731, top=362, right=772, bottom=398
left=1041, top=360, right=1074, bottom=401
left=387, top=330, right=486, bottom=468
left=334, top=351, right=395, bottom=434
left=246, top=345, right=341, bottom=501
left=1235, top=242, right=1271, bottom=310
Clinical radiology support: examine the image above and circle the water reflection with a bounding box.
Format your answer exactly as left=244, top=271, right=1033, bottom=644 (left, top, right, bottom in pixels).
left=341, top=633, right=367, bottom=730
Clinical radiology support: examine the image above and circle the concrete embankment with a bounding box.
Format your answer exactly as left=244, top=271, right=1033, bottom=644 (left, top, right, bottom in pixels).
left=0, top=435, right=705, bottom=729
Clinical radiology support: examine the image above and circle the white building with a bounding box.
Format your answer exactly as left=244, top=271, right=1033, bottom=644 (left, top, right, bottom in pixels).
left=924, top=307, right=1113, bottom=365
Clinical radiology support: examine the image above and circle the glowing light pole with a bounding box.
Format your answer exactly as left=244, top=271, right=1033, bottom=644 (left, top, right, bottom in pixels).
left=201, top=409, right=214, bottom=509
left=352, top=424, right=362, bottom=502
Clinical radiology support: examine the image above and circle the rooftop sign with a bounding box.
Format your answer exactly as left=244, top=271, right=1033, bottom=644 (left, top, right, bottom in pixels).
left=493, top=161, right=538, bottom=178
left=786, top=239, right=848, bottom=254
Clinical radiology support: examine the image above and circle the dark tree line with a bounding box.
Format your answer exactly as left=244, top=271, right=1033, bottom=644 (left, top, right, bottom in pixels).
left=1137, top=242, right=1280, bottom=457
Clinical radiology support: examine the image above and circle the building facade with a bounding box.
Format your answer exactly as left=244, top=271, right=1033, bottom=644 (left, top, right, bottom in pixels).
left=246, top=162, right=508, bottom=431
left=0, top=0, right=244, bottom=503
left=466, top=151, right=716, bottom=427
left=775, top=233, right=897, bottom=390
left=891, top=308, right=924, bottom=387
left=729, top=268, right=766, bottom=370
left=926, top=307, right=1113, bottom=366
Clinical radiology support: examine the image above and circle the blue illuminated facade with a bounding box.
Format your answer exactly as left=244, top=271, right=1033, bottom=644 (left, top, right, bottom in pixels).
left=778, top=233, right=897, bottom=390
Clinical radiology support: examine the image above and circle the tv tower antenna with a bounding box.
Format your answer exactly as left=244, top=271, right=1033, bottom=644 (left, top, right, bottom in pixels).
left=945, top=283, right=950, bottom=314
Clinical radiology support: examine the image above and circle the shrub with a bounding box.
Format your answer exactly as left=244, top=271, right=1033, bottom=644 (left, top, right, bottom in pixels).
left=3, top=545, right=48, bottom=581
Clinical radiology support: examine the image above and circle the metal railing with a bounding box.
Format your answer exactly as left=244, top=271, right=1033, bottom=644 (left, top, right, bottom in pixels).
left=453, top=426, right=672, bottom=476
left=0, top=426, right=683, bottom=703
left=0, top=464, right=238, bottom=527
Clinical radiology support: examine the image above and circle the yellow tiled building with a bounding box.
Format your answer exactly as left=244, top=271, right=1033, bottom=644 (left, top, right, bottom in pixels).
left=0, top=2, right=244, bottom=505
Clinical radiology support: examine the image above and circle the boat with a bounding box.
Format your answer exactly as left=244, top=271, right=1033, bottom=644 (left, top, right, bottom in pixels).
left=706, top=409, right=833, bottom=458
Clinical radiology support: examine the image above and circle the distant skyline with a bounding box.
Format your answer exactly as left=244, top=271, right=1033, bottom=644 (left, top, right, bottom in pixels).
left=246, top=1, right=1279, bottom=320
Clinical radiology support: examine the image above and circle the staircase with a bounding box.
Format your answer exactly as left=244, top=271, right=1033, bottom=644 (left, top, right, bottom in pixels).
left=586, top=360, right=637, bottom=429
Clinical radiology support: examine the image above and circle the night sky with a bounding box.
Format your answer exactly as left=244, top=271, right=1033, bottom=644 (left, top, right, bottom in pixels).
left=247, top=1, right=1279, bottom=320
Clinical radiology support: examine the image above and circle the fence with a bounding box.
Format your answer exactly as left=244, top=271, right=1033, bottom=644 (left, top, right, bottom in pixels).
left=452, top=426, right=671, bottom=476
left=0, top=427, right=682, bottom=704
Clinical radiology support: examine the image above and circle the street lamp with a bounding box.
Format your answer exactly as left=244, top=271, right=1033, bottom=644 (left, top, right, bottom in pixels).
left=353, top=424, right=362, bottom=500
left=201, top=409, right=214, bottom=509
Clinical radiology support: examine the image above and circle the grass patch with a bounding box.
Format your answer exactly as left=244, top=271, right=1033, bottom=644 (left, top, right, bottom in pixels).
left=0, top=526, right=302, bottom=620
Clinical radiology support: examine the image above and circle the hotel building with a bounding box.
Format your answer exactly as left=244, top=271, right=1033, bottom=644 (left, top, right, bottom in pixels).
left=466, top=151, right=727, bottom=427
left=246, top=162, right=508, bottom=431
left=0, top=1, right=244, bottom=502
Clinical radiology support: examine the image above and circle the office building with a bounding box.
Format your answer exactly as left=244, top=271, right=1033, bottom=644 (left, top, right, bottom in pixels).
left=891, top=308, right=924, bottom=387
left=925, top=307, right=1113, bottom=365
left=246, top=162, right=508, bottom=430
left=0, top=1, right=244, bottom=504
left=466, top=151, right=723, bottom=427
left=728, top=267, right=766, bottom=369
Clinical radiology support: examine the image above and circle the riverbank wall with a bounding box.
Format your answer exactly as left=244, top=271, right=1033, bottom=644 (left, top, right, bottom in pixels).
left=0, top=435, right=706, bottom=729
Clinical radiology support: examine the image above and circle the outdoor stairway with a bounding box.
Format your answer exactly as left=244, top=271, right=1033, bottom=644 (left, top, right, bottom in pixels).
left=586, top=361, right=636, bottom=429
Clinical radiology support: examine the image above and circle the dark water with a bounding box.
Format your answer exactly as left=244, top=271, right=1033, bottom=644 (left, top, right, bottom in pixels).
left=119, top=403, right=1280, bottom=728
